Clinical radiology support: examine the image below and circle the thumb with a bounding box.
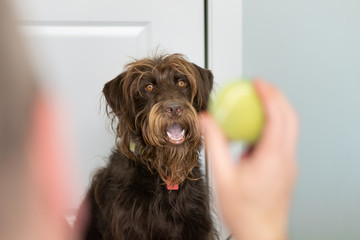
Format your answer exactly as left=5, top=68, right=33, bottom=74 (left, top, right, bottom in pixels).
left=200, top=113, right=234, bottom=187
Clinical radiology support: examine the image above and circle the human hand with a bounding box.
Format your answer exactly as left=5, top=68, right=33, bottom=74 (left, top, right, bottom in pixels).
left=200, top=80, right=299, bottom=240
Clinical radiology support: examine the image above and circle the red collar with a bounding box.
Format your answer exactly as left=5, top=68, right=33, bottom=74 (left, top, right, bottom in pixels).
left=167, top=177, right=179, bottom=190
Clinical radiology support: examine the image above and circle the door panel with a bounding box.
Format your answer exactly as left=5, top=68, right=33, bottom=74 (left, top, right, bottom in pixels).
left=15, top=0, right=205, bottom=64
left=22, top=22, right=152, bottom=207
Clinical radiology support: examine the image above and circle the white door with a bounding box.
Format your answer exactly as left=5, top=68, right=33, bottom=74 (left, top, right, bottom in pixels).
left=13, top=0, right=242, bottom=238
left=13, top=0, right=205, bottom=205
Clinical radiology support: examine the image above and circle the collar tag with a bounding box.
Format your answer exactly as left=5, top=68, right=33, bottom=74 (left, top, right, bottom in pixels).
left=129, top=141, right=136, bottom=153
left=167, top=177, right=179, bottom=190
left=129, top=140, right=144, bottom=156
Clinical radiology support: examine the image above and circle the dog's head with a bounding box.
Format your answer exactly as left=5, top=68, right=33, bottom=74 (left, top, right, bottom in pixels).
left=103, top=54, right=213, bottom=184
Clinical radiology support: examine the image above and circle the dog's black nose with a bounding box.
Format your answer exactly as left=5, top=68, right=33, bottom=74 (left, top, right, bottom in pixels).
left=165, top=102, right=183, bottom=117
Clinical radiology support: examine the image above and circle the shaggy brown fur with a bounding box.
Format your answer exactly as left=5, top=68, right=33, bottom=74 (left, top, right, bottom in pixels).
left=78, top=54, right=217, bottom=240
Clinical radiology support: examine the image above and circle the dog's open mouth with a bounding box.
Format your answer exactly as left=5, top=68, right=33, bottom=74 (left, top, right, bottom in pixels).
left=166, top=123, right=186, bottom=145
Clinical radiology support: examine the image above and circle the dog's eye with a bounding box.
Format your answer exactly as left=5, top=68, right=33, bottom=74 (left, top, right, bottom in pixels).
left=178, top=80, right=186, bottom=88
left=146, top=84, right=154, bottom=92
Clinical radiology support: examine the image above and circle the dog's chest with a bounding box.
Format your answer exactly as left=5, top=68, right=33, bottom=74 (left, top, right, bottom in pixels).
left=112, top=160, right=209, bottom=237
left=87, top=151, right=213, bottom=239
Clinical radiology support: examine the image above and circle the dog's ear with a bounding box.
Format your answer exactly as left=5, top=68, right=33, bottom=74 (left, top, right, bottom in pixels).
left=103, top=72, right=126, bottom=114
left=192, top=64, right=214, bottom=112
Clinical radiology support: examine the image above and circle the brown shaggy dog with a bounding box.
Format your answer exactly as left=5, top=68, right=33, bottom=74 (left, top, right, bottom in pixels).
left=79, top=54, right=217, bottom=240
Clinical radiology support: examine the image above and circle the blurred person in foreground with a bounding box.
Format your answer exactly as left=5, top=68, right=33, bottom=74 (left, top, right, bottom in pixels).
left=0, top=0, right=72, bottom=239
left=0, top=0, right=298, bottom=239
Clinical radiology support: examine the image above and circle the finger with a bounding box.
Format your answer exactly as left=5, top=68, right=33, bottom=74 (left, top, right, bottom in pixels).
left=259, top=81, right=299, bottom=158
left=199, top=113, right=234, bottom=186
left=278, top=93, right=300, bottom=158
left=252, top=79, right=285, bottom=157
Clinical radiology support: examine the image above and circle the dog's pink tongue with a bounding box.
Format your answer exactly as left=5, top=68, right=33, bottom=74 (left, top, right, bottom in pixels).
left=167, top=123, right=183, bottom=138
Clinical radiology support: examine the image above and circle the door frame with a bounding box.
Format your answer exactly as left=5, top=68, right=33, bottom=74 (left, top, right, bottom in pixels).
left=205, top=1, right=242, bottom=238
left=204, top=0, right=243, bottom=179
left=206, top=0, right=243, bottom=83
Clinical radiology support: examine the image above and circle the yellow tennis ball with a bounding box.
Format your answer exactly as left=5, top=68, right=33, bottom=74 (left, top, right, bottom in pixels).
left=209, top=79, right=265, bottom=142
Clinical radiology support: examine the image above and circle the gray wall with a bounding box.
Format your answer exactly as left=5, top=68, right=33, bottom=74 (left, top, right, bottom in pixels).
left=243, top=0, right=360, bottom=239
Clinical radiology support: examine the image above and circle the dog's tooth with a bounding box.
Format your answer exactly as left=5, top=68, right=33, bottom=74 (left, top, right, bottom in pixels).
left=166, top=128, right=186, bottom=143
left=167, top=132, right=177, bottom=140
